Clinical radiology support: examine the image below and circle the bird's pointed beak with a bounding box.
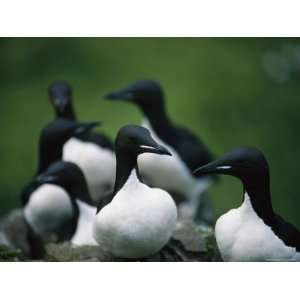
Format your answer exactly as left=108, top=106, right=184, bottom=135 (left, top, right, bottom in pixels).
left=139, top=135, right=172, bottom=156
left=193, top=159, right=232, bottom=176
left=36, top=175, right=57, bottom=184
left=140, top=143, right=172, bottom=156
left=104, top=89, right=134, bottom=101
left=154, top=144, right=172, bottom=156
left=74, top=121, right=101, bottom=137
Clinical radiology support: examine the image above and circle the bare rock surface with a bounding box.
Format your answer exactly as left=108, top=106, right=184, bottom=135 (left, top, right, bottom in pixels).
left=0, top=209, right=31, bottom=259
left=0, top=209, right=222, bottom=262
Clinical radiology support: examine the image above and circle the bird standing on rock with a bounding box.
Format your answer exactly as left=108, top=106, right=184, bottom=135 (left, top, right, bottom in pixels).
left=21, top=119, right=99, bottom=255
left=48, top=80, right=116, bottom=204
left=24, top=161, right=93, bottom=245
left=93, top=125, right=177, bottom=259
left=194, top=147, right=300, bottom=261
left=105, top=80, right=215, bottom=225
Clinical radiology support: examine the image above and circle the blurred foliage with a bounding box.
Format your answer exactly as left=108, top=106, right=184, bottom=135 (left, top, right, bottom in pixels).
left=1, top=38, right=300, bottom=228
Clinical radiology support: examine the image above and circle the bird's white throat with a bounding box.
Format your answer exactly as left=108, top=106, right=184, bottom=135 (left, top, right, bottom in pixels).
left=120, top=169, right=140, bottom=193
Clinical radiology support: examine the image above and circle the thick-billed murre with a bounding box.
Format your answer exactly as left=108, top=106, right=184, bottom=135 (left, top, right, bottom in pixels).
left=105, top=80, right=215, bottom=224
left=93, top=125, right=177, bottom=259
left=21, top=119, right=99, bottom=250
left=22, top=118, right=99, bottom=200
left=194, top=146, right=300, bottom=261
left=24, top=161, right=93, bottom=244
left=48, top=81, right=116, bottom=203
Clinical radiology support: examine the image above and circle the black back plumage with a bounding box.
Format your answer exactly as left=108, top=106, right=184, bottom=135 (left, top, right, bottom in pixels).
left=79, top=131, right=113, bottom=149
left=157, top=124, right=213, bottom=174
left=21, top=119, right=78, bottom=206
left=271, top=214, right=300, bottom=251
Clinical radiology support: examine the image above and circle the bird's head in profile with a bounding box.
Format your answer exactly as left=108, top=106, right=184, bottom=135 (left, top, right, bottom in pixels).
left=104, top=80, right=164, bottom=111
left=115, top=124, right=171, bottom=157
left=194, top=146, right=270, bottom=184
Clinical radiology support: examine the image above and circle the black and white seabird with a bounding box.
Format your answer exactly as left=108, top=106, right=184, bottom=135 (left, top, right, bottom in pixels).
left=93, top=125, right=177, bottom=259
left=194, top=147, right=300, bottom=261
left=48, top=81, right=116, bottom=203
left=104, top=80, right=215, bottom=224
left=22, top=118, right=99, bottom=201
left=23, top=161, right=93, bottom=244
left=21, top=119, right=99, bottom=248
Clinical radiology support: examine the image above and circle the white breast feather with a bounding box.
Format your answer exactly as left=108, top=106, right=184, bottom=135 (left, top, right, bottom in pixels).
left=215, top=193, right=299, bottom=261
left=24, top=184, right=73, bottom=235
left=93, top=170, right=177, bottom=258
left=139, top=119, right=212, bottom=220
left=138, top=119, right=196, bottom=196
left=63, top=137, right=116, bottom=201
left=71, top=200, right=98, bottom=246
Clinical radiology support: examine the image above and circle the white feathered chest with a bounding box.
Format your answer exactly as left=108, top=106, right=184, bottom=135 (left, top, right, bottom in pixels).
left=93, top=170, right=177, bottom=258
left=63, top=137, right=116, bottom=201
left=215, top=193, right=300, bottom=261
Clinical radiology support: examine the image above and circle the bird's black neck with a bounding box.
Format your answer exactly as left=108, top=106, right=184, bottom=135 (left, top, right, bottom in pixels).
left=242, top=175, right=274, bottom=222
left=140, top=102, right=175, bottom=143
left=37, top=144, right=63, bottom=175
left=56, top=102, right=76, bottom=120
left=113, top=149, right=141, bottom=196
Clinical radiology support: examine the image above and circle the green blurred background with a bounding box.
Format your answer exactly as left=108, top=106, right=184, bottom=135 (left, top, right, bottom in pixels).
left=1, top=38, right=300, bottom=228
